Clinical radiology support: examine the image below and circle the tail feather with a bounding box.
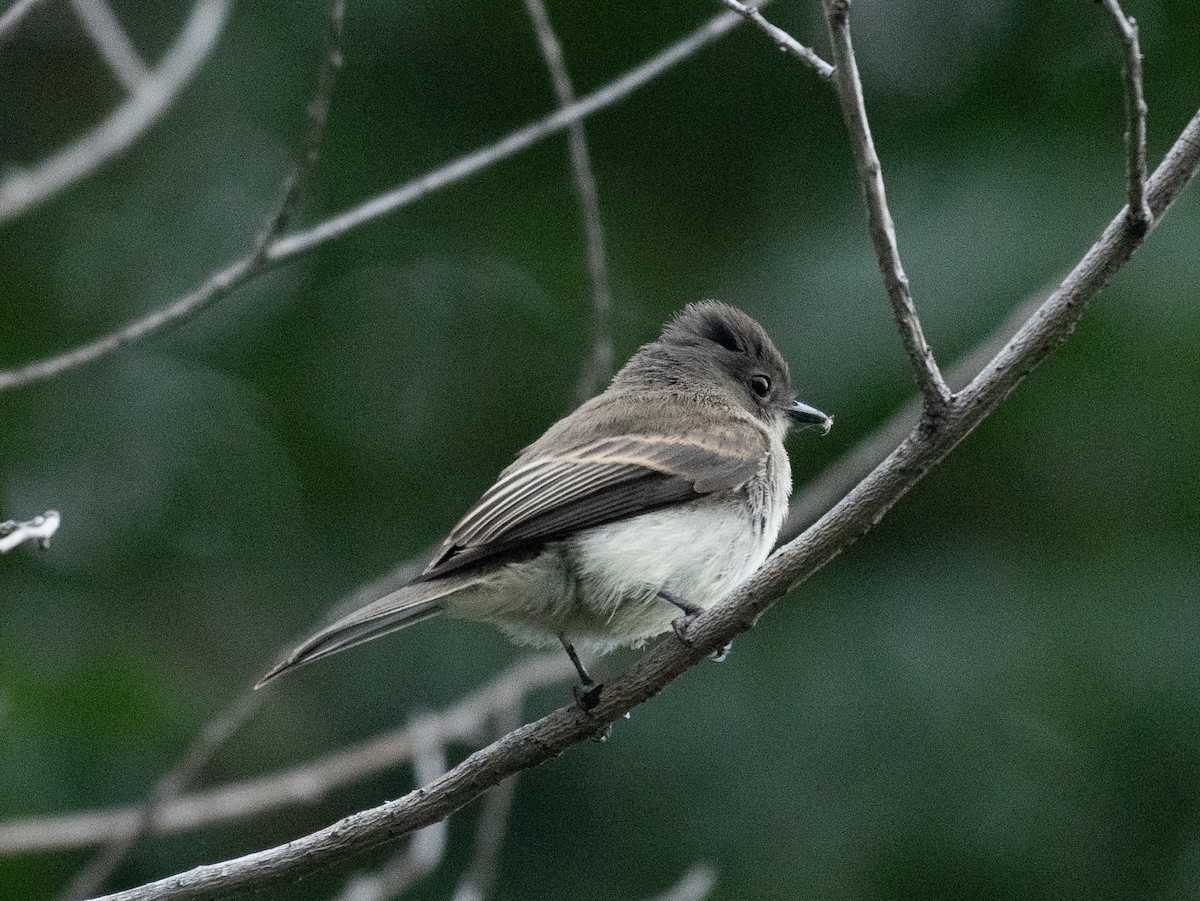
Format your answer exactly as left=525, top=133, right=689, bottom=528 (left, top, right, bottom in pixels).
left=255, top=576, right=473, bottom=688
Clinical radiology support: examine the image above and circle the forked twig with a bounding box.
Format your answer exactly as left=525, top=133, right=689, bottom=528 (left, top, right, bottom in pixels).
left=720, top=0, right=833, bottom=78
left=1098, top=0, right=1152, bottom=233
left=0, top=510, right=60, bottom=553
left=52, top=4, right=346, bottom=897
left=0, top=0, right=232, bottom=225
left=820, top=0, right=951, bottom=409
left=69, top=0, right=148, bottom=91
left=0, top=654, right=573, bottom=855
left=86, top=101, right=1200, bottom=901
left=0, top=5, right=754, bottom=395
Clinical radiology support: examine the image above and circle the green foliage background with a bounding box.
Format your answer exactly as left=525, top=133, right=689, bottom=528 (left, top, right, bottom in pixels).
left=2, top=0, right=1199, bottom=898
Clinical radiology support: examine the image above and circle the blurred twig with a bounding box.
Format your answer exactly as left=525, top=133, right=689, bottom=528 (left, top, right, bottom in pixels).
left=250, top=0, right=345, bottom=264
left=84, top=77, right=1200, bottom=901
left=0, top=654, right=573, bottom=855
left=0, top=510, right=60, bottom=553
left=1099, top=0, right=1152, bottom=233
left=0, top=4, right=758, bottom=394
left=0, top=0, right=51, bottom=50
left=450, top=701, right=523, bottom=901
left=820, top=0, right=950, bottom=409
left=55, top=694, right=264, bottom=901
left=52, top=6, right=346, bottom=897
left=70, top=0, right=148, bottom=91
left=332, top=723, right=448, bottom=901
left=0, top=0, right=231, bottom=225
left=522, top=0, right=614, bottom=402
left=645, top=865, right=717, bottom=901
left=781, top=285, right=1050, bottom=536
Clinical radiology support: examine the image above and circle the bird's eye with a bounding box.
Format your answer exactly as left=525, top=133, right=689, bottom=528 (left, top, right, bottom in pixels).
left=749, top=375, right=771, bottom=398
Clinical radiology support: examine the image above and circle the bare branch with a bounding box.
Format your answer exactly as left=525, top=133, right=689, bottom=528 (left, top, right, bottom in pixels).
left=783, top=285, right=1049, bottom=535
left=0, top=0, right=52, bottom=50
left=645, top=865, right=717, bottom=901
left=332, top=727, right=448, bottom=901
left=522, top=0, right=615, bottom=402
left=0, top=510, right=60, bottom=553
left=0, top=5, right=754, bottom=395
left=820, top=0, right=951, bottom=410
left=1099, top=0, right=1152, bottom=233
left=450, top=702, right=523, bottom=901
left=87, top=106, right=1200, bottom=901
left=250, top=0, right=346, bottom=264
left=720, top=0, right=833, bottom=78
left=0, top=287, right=1050, bottom=854
left=55, top=693, right=264, bottom=901
left=70, top=0, right=148, bottom=92
left=0, top=0, right=232, bottom=225
left=0, top=654, right=573, bottom=855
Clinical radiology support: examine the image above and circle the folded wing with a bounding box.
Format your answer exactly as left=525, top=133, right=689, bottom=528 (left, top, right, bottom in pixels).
left=422, top=425, right=767, bottom=580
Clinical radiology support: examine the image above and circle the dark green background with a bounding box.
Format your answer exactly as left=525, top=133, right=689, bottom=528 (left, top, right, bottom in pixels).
left=2, top=0, right=1199, bottom=898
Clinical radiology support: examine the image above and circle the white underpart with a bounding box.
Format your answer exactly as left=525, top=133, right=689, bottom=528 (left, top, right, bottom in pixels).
left=446, top=423, right=793, bottom=653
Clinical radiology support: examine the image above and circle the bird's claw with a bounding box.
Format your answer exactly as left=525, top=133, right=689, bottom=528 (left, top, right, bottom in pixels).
left=673, top=617, right=731, bottom=662
left=573, top=680, right=604, bottom=712
left=671, top=614, right=697, bottom=648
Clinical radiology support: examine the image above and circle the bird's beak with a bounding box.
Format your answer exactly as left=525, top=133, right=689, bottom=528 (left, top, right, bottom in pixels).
left=785, top=399, right=833, bottom=435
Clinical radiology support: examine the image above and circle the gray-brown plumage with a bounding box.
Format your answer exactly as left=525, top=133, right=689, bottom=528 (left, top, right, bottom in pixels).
left=258, top=302, right=830, bottom=695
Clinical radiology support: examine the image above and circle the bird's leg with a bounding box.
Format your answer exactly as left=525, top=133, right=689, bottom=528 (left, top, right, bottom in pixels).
left=559, top=635, right=603, bottom=712
left=658, top=590, right=732, bottom=662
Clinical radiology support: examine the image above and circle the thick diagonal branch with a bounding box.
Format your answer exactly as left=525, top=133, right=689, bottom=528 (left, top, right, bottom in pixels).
left=91, top=105, right=1200, bottom=901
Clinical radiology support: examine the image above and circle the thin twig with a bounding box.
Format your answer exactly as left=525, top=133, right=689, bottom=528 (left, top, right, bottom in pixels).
left=820, top=0, right=952, bottom=410
left=0, top=0, right=51, bottom=50
left=0, top=654, right=574, bottom=855
left=250, top=0, right=346, bottom=265
left=332, top=725, right=448, bottom=901
left=0, top=0, right=231, bottom=225
left=70, top=0, right=148, bottom=92
left=720, top=0, right=833, bottom=78
left=52, top=8, right=346, bottom=897
left=450, top=701, right=523, bottom=901
left=88, top=106, right=1200, bottom=901
left=782, top=285, right=1050, bottom=535
left=0, top=510, right=60, bottom=553
left=0, top=5, right=755, bottom=395
left=522, top=0, right=615, bottom=402
left=644, top=865, right=717, bottom=901
left=1099, top=0, right=1152, bottom=233
left=0, top=287, right=1044, bottom=855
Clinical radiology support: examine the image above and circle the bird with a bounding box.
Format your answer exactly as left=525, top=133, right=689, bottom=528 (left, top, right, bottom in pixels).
left=257, top=301, right=831, bottom=709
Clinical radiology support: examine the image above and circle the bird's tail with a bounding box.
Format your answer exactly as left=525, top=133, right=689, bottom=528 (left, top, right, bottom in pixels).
left=255, top=574, right=477, bottom=688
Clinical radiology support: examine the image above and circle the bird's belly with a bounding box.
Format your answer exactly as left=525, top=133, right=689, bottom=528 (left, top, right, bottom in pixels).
left=564, top=497, right=774, bottom=649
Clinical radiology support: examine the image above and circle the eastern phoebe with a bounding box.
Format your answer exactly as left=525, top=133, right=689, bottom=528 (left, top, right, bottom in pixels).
left=258, top=302, right=831, bottom=708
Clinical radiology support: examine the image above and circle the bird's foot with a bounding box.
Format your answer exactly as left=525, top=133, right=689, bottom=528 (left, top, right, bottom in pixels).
left=671, top=614, right=697, bottom=648
left=709, top=641, right=732, bottom=663
left=573, top=680, right=604, bottom=712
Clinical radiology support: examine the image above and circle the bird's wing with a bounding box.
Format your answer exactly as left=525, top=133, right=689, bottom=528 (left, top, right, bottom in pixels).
left=421, top=427, right=767, bottom=580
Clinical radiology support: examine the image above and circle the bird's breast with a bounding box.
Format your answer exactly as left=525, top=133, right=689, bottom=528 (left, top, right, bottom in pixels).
left=567, top=452, right=790, bottom=632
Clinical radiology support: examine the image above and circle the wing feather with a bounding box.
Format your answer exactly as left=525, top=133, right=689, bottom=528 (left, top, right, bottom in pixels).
left=420, top=413, right=769, bottom=580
